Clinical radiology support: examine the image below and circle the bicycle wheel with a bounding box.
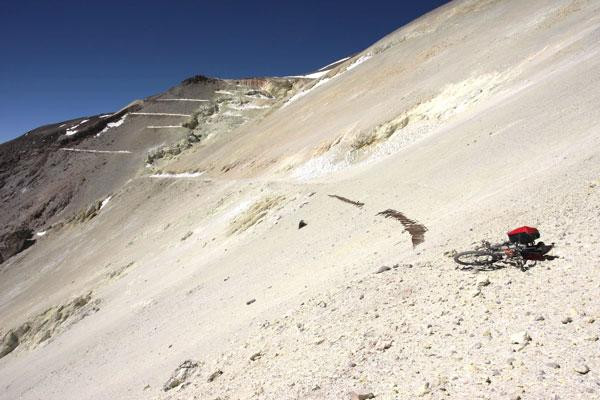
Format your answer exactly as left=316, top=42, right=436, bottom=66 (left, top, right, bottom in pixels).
left=454, top=250, right=502, bottom=267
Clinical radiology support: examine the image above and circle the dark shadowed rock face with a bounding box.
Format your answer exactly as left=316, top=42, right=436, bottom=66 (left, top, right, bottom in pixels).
left=181, top=74, right=218, bottom=85
left=0, top=112, right=131, bottom=264
left=0, top=228, right=35, bottom=263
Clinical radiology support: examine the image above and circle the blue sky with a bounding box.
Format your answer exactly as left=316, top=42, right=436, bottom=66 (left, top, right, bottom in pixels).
left=0, top=0, right=448, bottom=143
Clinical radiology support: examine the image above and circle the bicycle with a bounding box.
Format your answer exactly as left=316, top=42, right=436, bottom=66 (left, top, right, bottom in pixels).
left=454, top=226, right=555, bottom=270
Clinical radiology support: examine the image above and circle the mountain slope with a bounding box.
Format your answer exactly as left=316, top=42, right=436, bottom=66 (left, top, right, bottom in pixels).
left=1, top=0, right=600, bottom=399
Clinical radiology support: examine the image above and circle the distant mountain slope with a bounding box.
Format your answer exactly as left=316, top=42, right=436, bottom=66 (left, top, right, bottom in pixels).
left=0, top=75, right=302, bottom=262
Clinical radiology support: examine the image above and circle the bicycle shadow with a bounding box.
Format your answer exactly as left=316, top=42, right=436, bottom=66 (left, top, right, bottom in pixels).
left=456, top=255, right=559, bottom=272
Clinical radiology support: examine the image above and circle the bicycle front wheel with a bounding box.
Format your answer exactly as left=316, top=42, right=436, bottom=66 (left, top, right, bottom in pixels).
left=454, top=250, right=502, bottom=267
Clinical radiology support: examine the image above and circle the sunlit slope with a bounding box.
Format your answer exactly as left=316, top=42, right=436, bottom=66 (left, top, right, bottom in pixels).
left=1, top=1, right=600, bottom=399
left=171, top=0, right=600, bottom=182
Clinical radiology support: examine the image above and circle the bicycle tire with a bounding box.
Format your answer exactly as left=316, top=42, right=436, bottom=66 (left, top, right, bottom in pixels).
left=454, top=250, right=502, bottom=266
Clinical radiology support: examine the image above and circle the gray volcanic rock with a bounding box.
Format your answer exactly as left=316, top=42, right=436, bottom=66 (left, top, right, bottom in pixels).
left=0, top=227, right=35, bottom=263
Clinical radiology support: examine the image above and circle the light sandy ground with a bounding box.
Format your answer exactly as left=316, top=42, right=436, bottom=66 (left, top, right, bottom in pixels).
left=2, top=0, right=600, bottom=399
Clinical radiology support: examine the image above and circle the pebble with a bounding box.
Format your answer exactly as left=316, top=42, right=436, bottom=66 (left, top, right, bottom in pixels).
left=561, top=316, right=573, bottom=324
left=246, top=299, right=256, bottom=305
left=207, top=369, right=223, bottom=382
left=375, top=266, right=391, bottom=274
left=350, top=392, right=375, bottom=400
left=476, top=276, right=490, bottom=287
left=377, top=340, right=393, bottom=351
left=546, top=362, right=561, bottom=369
left=574, top=364, right=590, bottom=375
left=510, top=331, right=531, bottom=345
left=534, top=315, right=545, bottom=321
left=417, top=382, right=431, bottom=396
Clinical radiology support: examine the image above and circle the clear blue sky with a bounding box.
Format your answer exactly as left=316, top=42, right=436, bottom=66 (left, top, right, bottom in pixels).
left=0, top=0, right=449, bottom=143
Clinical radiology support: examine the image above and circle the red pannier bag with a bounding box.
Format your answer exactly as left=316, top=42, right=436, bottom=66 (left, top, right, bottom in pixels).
left=507, top=226, right=540, bottom=245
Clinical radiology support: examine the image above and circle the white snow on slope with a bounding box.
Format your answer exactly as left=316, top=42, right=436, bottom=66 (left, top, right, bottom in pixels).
left=346, top=55, right=372, bottom=71
left=282, top=77, right=333, bottom=108
left=65, top=119, right=89, bottom=136
left=288, top=70, right=330, bottom=79
left=227, top=103, right=271, bottom=111
left=130, top=112, right=191, bottom=117
left=100, top=196, right=112, bottom=210
left=148, top=171, right=205, bottom=178
left=318, top=56, right=350, bottom=71
left=99, top=114, right=112, bottom=118
left=60, top=148, right=131, bottom=154
left=97, top=114, right=128, bottom=137
left=156, top=98, right=209, bottom=102
left=36, top=231, right=47, bottom=237
left=283, top=54, right=373, bottom=108
left=215, top=90, right=234, bottom=95
left=288, top=56, right=353, bottom=80
left=222, top=111, right=243, bottom=117
left=245, top=92, right=272, bottom=99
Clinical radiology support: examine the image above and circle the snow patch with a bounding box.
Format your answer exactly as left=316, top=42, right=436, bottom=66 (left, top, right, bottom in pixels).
left=318, top=56, right=350, bottom=71
left=65, top=119, right=89, bottom=136
left=99, top=114, right=112, bottom=118
left=282, top=54, right=373, bottom=108
left=346, top=55, right=372, bottom=71
left=215, top=90, right=234, bottom=95
left=100, top=196, right=112, bottom=210
left=149, top=171, right=205, bottom=178
left=223, top=111, right=243, bottom=117
left=60, top=148, right=132, bottom=154
left=282, top=76, right=333, bottom=108
left=245, top=92, right=272, bottom=100
left=36, top=231, right=47, bottom=237
left=288, top=70, right=330, bottom=79
left=227, top=103, right=270, bottom=110
left=156, top=98, right=209, bottom=102
left=97, top=114, right=127, bottom=137
left=130, top=112, right=191, bottom=117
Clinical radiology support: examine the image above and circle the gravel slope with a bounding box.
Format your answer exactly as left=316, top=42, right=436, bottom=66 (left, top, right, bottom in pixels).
left=1, top=1, right=600, bottom=399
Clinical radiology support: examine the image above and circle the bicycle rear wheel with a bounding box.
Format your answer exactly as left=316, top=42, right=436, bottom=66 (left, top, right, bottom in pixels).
left=454, top=250, right=502, bottom=267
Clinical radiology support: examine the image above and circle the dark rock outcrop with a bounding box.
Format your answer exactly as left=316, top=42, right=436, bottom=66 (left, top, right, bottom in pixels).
left=0, top=228, right=35, bottom=263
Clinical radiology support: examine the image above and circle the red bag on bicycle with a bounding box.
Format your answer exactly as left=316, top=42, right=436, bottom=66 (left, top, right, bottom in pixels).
left=507, top=226, right=540, bottom=245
